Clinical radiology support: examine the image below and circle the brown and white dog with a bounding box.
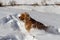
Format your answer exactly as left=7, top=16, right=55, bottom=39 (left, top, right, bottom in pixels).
left=19, top=12, right=48, bottom=32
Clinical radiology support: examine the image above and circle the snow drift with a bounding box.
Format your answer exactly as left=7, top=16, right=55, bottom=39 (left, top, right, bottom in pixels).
left=0, top=8, right=60, bottom=40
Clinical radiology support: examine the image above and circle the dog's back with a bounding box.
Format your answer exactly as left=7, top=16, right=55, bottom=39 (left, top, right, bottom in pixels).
left=30, top=17, right=48, bottom=31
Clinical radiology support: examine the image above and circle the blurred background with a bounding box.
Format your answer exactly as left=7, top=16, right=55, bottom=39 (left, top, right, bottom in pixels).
left=0, top=0, right=60, bottom=14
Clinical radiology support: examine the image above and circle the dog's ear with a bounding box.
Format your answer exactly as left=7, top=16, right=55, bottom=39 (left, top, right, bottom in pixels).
left=25, top=13, right=30, bottom=20
left=27, top=16, right=30, bottom=20
left=23, top=12, right=30, bottom=20
left=24, top=12, right=29, bottom=16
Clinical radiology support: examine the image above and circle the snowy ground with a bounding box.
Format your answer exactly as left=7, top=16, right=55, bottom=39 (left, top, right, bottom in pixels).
left=5, top=6, right=60, bottom=14
left=0, top=6, right=60, bottom=40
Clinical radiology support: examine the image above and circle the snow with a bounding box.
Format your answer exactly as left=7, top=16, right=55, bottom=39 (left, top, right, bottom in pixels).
left=0, top=7, right=60, bottom=40
left=58, top=28, right=60, bottom=32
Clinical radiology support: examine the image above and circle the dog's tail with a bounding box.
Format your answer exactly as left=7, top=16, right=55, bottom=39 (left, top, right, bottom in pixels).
left=45, top=25, right=60, bottom=35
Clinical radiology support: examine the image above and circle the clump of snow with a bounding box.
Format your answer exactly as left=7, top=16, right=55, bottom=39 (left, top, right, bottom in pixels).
left=58, top=28, right=60, bottom=33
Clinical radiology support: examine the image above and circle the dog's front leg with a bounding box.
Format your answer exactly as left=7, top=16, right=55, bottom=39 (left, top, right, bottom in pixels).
left=25, top=23, right=32, bottom=32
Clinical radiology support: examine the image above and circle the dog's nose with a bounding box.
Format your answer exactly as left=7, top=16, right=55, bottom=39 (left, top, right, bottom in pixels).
left=19, top=16, right=20, bottom=19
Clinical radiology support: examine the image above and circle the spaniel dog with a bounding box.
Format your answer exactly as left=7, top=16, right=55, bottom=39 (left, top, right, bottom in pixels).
left=19, top=12, right=48, bottom=32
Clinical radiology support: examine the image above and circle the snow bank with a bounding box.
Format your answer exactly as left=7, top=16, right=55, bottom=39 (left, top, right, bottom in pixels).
left=0, top=8, right=60, bottom=40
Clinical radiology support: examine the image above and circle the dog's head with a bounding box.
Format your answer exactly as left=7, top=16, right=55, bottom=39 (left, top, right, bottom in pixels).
left=19, top=12, right=30, bottom=22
